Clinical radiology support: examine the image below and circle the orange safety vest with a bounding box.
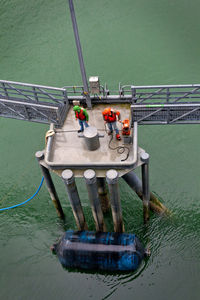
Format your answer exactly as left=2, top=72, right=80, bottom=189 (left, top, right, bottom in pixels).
left=103, top=111, right=118, bottom=123
left=76, top=109, right=86, bottom=120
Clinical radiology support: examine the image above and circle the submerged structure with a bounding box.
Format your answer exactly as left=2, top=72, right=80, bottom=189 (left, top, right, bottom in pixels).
left=1, top=0, right=200, bottom=270
left=51, top=230, right=146, bottom=272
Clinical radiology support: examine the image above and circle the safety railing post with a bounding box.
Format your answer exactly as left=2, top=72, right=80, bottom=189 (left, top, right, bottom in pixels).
left=131, top=85, right=137, bottom=103
left=33, top=87, right=39, bottom=102
left=2, top=82, right=9, bottom=99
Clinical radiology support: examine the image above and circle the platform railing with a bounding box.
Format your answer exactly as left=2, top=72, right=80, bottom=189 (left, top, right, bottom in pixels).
left=1, top=79, right=200, bottom=125
left=0, top=80, right=68, bottom=105
left=2, top=80, right=200, bottom=104
left=0, top=80, right=69, bottom=126
left=64, top=83, right=200, bottom=104
left=127, top=84, right=200, bottom=104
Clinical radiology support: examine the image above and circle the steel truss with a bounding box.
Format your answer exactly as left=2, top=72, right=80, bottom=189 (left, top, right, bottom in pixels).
left=1, top=80, right=200, bottom=126
left=0, top=80, right=68, bottom=126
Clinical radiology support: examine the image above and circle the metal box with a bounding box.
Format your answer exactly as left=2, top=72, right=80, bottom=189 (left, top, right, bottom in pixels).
left=123, top=136, right=133, bottom=144
left=89, top=76, right=100, bottom=94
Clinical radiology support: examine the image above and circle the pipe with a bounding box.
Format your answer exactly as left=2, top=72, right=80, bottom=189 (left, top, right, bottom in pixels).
left=35, top=151, right=65, bottom=219
left=62, top=169, right=88, bottom=230
left=122, top=170, right=170, bottom=215
left=141, top=153, right=150, bottom=223
left=84, top=170, right=106, bottom=232
left=106, top=170, right=125, bottom=233
left=68, top=0, right=91, bottom=108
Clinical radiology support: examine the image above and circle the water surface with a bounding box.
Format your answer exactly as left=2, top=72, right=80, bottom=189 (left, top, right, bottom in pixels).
left=1, top=0, right=200, bottom=299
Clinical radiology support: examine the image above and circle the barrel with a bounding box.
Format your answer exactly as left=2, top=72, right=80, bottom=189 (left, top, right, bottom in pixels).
left=51, top=230, right=146, bottom=271
left=83, top=126, right=100, bottom=151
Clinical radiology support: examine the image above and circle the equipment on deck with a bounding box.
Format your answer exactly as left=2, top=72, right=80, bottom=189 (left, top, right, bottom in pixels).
left=122, top=119, right=130, bottom=136
left=83, top=126, right=100, bottom=151
left=89, top=76, right=100, bottom=94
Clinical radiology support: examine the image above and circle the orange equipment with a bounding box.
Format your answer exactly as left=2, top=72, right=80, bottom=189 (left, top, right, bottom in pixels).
left=122, top=119, right=130, bottom=136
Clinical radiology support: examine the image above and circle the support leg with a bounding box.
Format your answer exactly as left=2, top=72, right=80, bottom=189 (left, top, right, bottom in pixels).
left=62, top=169, right=88, bottom=230
left=35, top=151, right=64, bottom=219
left=96, top=178, right=110, bottom=213
left=84, top=170, right=106, bottom=232
left=106, top=170, right=125, bottom=233
left=122, top=171, right=170, bottom=216
left=141, top=153, right=150, bottom=224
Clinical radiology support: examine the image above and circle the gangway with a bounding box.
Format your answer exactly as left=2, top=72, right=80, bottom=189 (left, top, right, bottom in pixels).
left=0, top=80, right=69, bottom=127
left=129, top=84, right=200, bottom=125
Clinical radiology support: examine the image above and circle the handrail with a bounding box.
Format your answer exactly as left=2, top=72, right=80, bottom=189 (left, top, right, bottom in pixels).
left=0, top=80, right=68, bottom=105
left=0, top=80, right=66, bottom=91
left=1, top=79, right=200, bottom=106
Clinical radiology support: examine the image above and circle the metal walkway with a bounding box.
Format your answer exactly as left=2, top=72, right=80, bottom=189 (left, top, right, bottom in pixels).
left=131, top=103, right=200, bottom=124
left=0, top=80, right=69, bottom=126
left=1, top=80, right=200, bottom=126
left=129, top=84, right=200, bottom=124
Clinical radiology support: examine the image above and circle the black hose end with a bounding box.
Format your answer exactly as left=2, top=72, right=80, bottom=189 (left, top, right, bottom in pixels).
left=50, top=243, right=57, bottom=255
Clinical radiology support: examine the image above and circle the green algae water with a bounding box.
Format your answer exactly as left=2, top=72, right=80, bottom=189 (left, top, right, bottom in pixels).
left=1, top=0, right=200, bottom=299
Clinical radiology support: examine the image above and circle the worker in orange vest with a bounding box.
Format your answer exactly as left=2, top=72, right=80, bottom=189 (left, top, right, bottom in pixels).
left=73, top=105, right=89, bottom=133
left=102, top=108, right=121, bottom=140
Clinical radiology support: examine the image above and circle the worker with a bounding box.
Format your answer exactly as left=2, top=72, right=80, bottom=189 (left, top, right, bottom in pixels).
left=73, top=105, right=89, bottom=133
left=102, top=107, right=121, bottom=140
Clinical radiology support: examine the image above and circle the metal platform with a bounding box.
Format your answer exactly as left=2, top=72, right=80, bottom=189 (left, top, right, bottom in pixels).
left=43, top=104, right=145, bottom=177
left=0, top=0, right=171, bottom=227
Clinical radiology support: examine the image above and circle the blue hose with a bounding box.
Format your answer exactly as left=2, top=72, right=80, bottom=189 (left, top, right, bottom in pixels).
left=0, top=177, right=44, bottom=212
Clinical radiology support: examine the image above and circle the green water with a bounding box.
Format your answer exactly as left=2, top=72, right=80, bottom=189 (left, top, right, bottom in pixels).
left=1, top=0, right=200, bottom=299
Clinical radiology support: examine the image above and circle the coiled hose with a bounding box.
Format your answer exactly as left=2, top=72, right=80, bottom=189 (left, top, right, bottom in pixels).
left=104, top=123, right=130, bottom=161
left=108, top=134, right=130, bottom=161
